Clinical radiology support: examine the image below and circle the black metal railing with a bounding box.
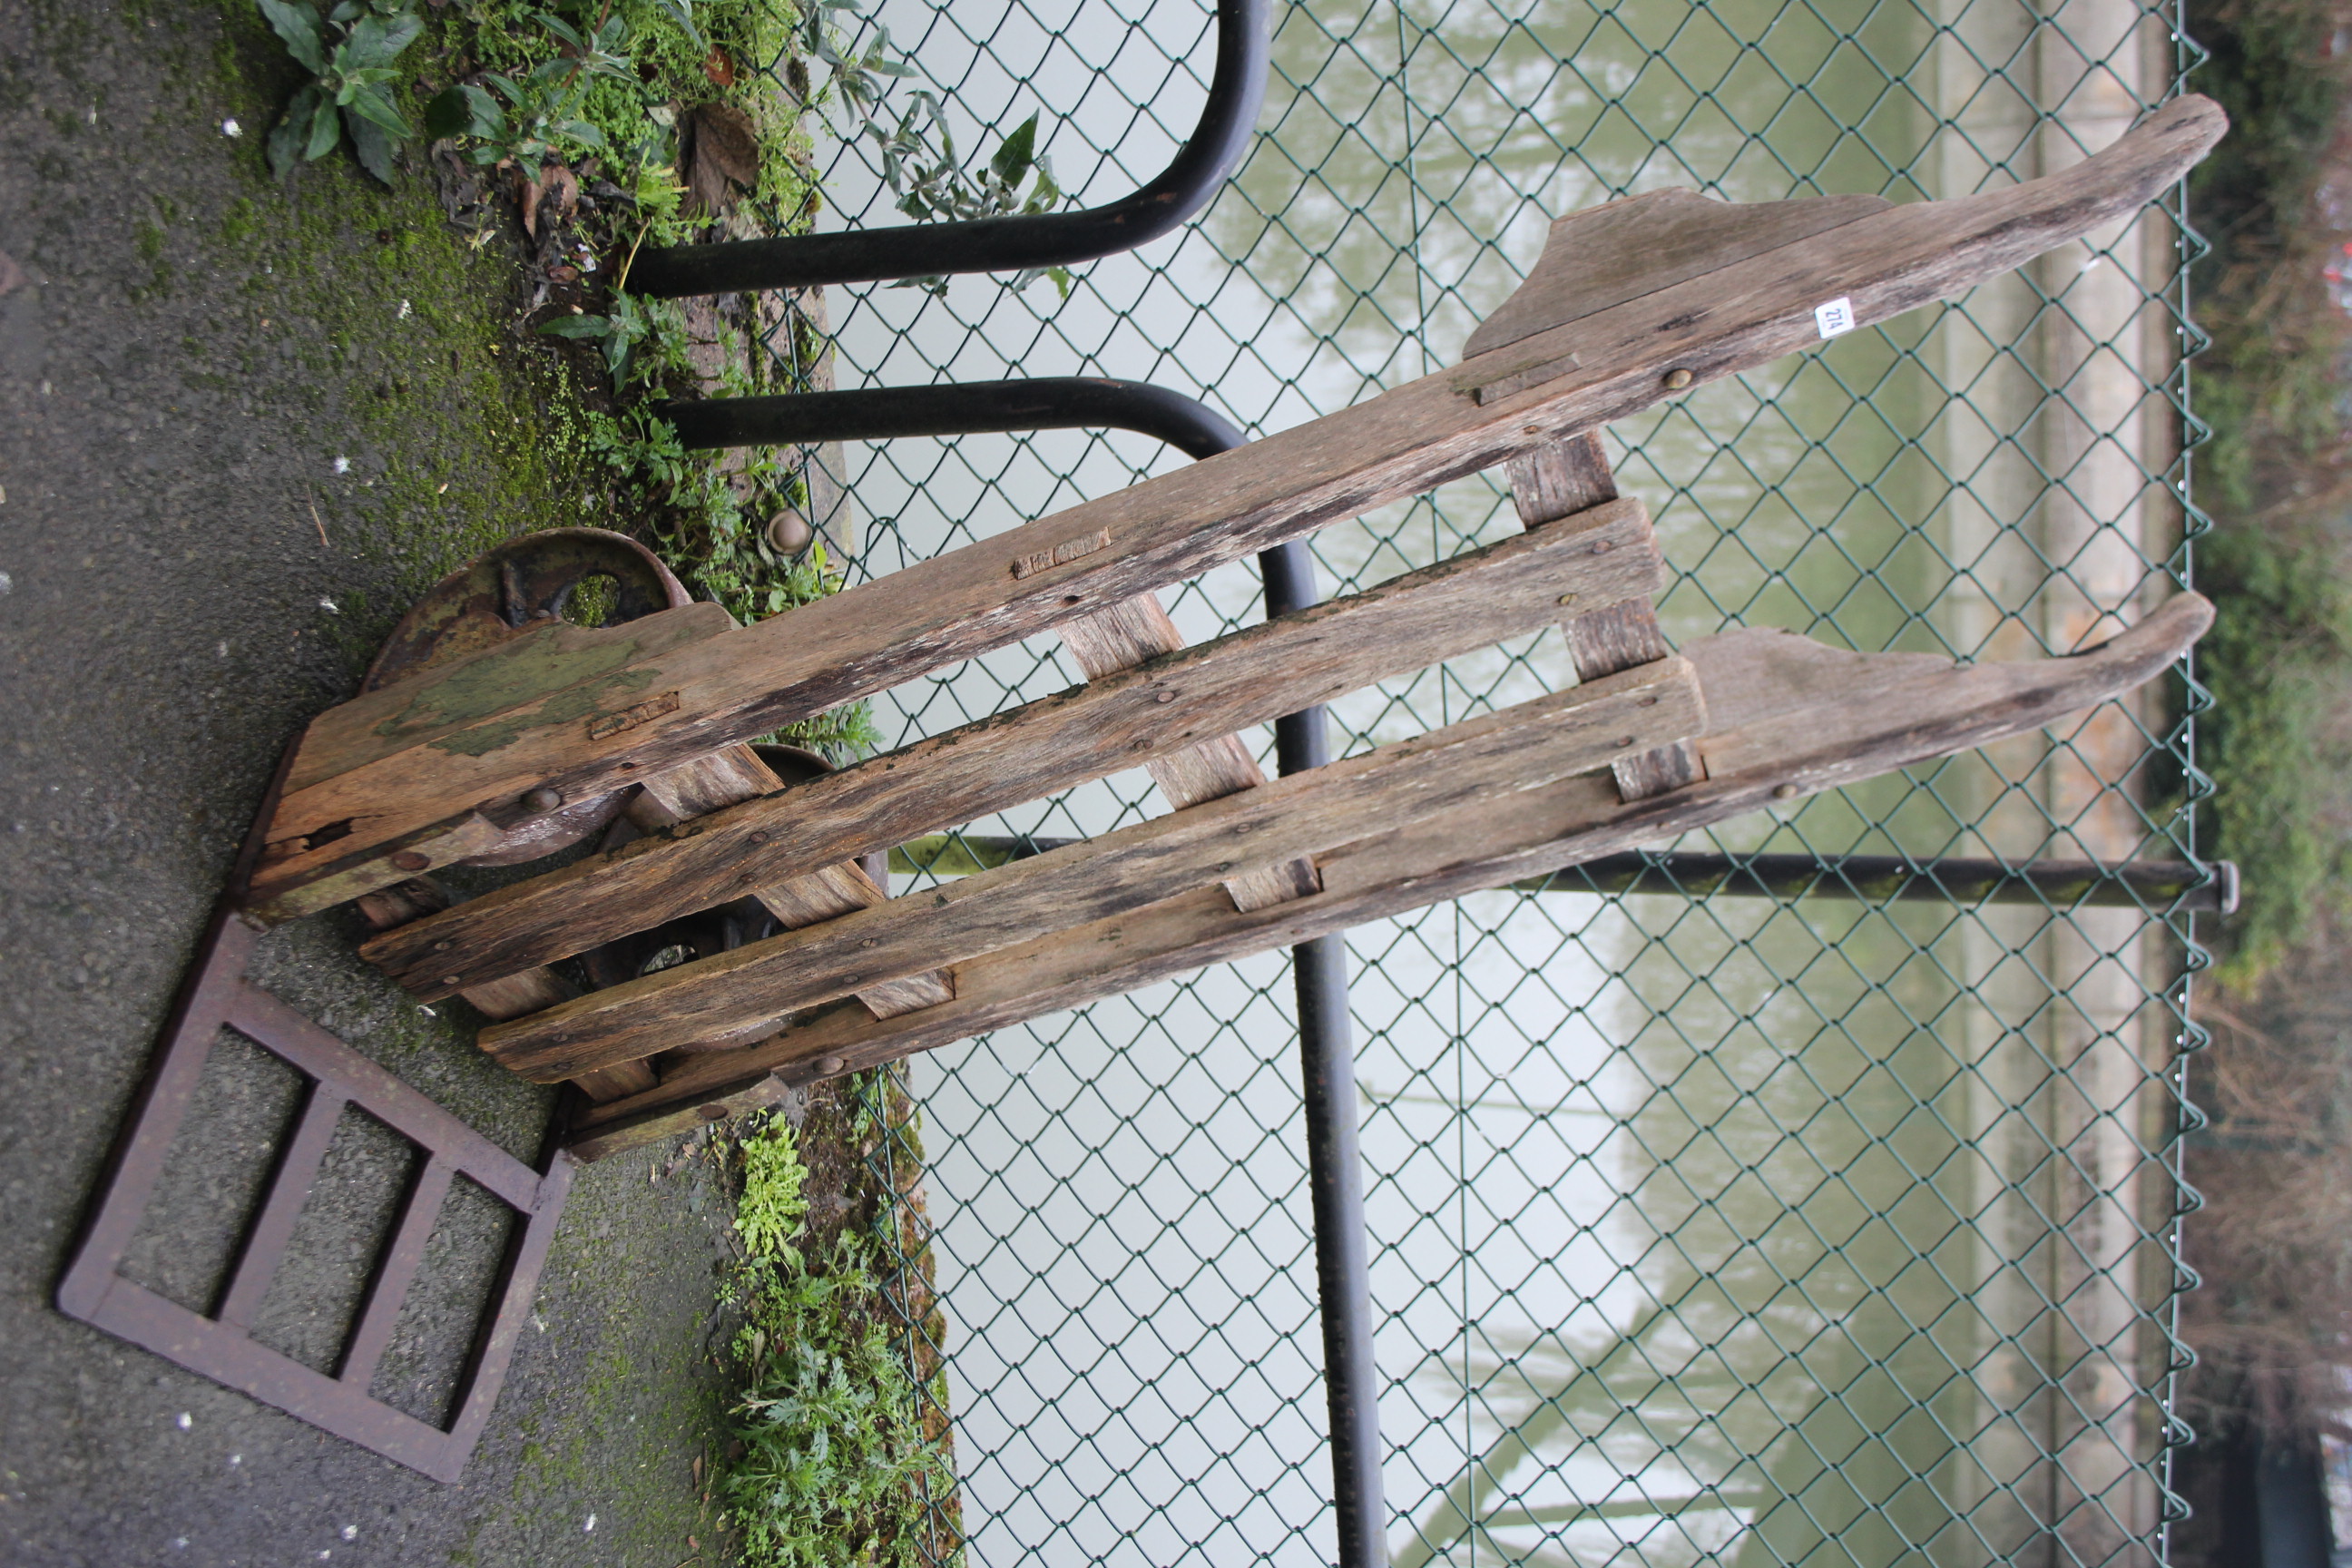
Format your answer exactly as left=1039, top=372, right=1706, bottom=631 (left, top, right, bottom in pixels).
left=623, top=0, right=1270, bottom=297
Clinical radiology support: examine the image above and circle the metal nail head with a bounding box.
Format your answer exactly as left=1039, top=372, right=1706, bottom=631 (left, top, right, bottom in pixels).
left=1664, top=368, right=1693, bottom=389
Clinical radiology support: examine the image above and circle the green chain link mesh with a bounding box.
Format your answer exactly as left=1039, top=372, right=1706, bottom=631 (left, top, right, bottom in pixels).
left=749, top=0, right=2211, bottom=1560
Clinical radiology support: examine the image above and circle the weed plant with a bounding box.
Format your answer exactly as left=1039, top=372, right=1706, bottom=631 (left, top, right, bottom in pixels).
left=252, top=0, right=1067, bottom=760
left=722, top=1110, right=962, bottom=1568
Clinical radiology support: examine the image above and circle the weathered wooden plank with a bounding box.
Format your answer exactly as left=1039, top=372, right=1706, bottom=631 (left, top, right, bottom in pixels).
left=1509, top=432, right=1704, bottom=798
left=562, top=591, right=2213, bottom=1159
left=483, top=656, right=1706, bottom=1082
left=246, top=97, right=2222, bottom=919
left=1057, top=592, right=1318, bottom=912
left=351, top=879, right=655, bottom=1102
left=360, top=500, right=1666, bottom=997
left=632, top=744, right=955, bottom=1018
left=1462, top=189, right=1893, bottom=361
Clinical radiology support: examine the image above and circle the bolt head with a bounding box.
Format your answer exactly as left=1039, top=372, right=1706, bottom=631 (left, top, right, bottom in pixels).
left=522, top=786, right=564, bottom=814
left=1556, top=593, right=1578, bottom=606
left=818, top=1054, right=846, bottom=1076
left=390, top=851, right=430, bottom=872
left=1772, top=782, right=1799, bottom=799
left=1663, top=368, right=1693, bottom=390
left=440, top=975, right=462, bottom=987
left=696, top=1103, right=732, bottom=1122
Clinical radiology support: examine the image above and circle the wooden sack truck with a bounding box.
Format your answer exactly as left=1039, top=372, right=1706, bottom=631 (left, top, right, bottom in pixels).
left=240, top=97, right=2239, bottom=1147
left=237, top=94, right=2229, bottom=1155
left=57, top=96, right=2222, bottom=1476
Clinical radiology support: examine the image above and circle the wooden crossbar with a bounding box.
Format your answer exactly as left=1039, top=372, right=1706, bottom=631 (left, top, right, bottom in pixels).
left=479, top=655, right=1707, bottom=1082
left=561, top=592, right=2210, bottom=1160
left=359, top=500, right=1665, bottom=997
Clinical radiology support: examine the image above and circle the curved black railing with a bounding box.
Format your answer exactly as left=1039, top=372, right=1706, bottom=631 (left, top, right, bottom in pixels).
left=660, top=376, right=1247, bottom=458
left=625, top=0, right=1271, bottom=297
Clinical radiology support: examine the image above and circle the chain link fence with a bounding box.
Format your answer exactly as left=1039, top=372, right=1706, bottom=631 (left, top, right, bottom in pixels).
left=744, top=0, right=2212, bottom=1560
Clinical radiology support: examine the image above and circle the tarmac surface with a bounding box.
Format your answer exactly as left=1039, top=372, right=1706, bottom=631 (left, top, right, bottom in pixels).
left=1, top=6, right=742, bottom=1563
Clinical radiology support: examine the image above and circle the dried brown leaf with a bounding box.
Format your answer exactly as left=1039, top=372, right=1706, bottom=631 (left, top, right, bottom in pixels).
left=681, top=103, right=759, bottom=217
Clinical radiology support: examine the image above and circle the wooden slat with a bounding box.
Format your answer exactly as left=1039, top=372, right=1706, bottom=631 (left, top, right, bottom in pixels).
left=244, top=97, right=2223, bottom=919
left=563, top=591, right=2213, bottom=1160
left=353, top=879, right=655, bottom=1102
left=360, top=500, right=1666, bottom=998
left=1508, top=431, right=1704, bottom=799
left=1056, top=592, right=1318, bottom=912
left=634, top=745, right=955, bottom=1020
left=482, top=656, right=1706, bottom=1082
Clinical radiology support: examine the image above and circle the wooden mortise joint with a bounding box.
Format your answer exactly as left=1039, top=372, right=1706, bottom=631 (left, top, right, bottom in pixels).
left=631, top=745, right=955, bottom=1022
left=351, top=877, right=655, bottom=1103
left=1055, top=592, right=1320, bottom=913
left=1506, top=430, right=1703, bottom=801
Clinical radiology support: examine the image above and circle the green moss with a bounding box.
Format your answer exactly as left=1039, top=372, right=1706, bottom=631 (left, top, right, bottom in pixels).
left=172, top=83, right=612, bottom=670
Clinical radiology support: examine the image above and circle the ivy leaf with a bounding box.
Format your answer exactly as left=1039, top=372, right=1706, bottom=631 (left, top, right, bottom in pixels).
left=258, top=0, right=328, bottom=76
left=268, top=82, right=323, bottom=179
left=989, top=113, right=1038, bottom=186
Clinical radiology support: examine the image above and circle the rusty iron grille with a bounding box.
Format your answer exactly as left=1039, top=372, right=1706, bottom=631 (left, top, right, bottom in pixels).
left=57, top=905, right=574, bottom=1485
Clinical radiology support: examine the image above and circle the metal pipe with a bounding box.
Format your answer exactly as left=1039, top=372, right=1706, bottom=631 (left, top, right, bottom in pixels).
left=894, top=838, right=2237, bottom=916
left=660, top=377, right=1246, bottom=459
left=625, top=0, right=1271, bottom=297
left=1260, top=538, right=1387, bottom=1568
left=1519, top=852, right=2237, bottom=914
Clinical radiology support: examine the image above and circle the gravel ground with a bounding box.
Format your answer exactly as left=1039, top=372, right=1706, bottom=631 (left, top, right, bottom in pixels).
left=0, top=5, right=745, bottom=1563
